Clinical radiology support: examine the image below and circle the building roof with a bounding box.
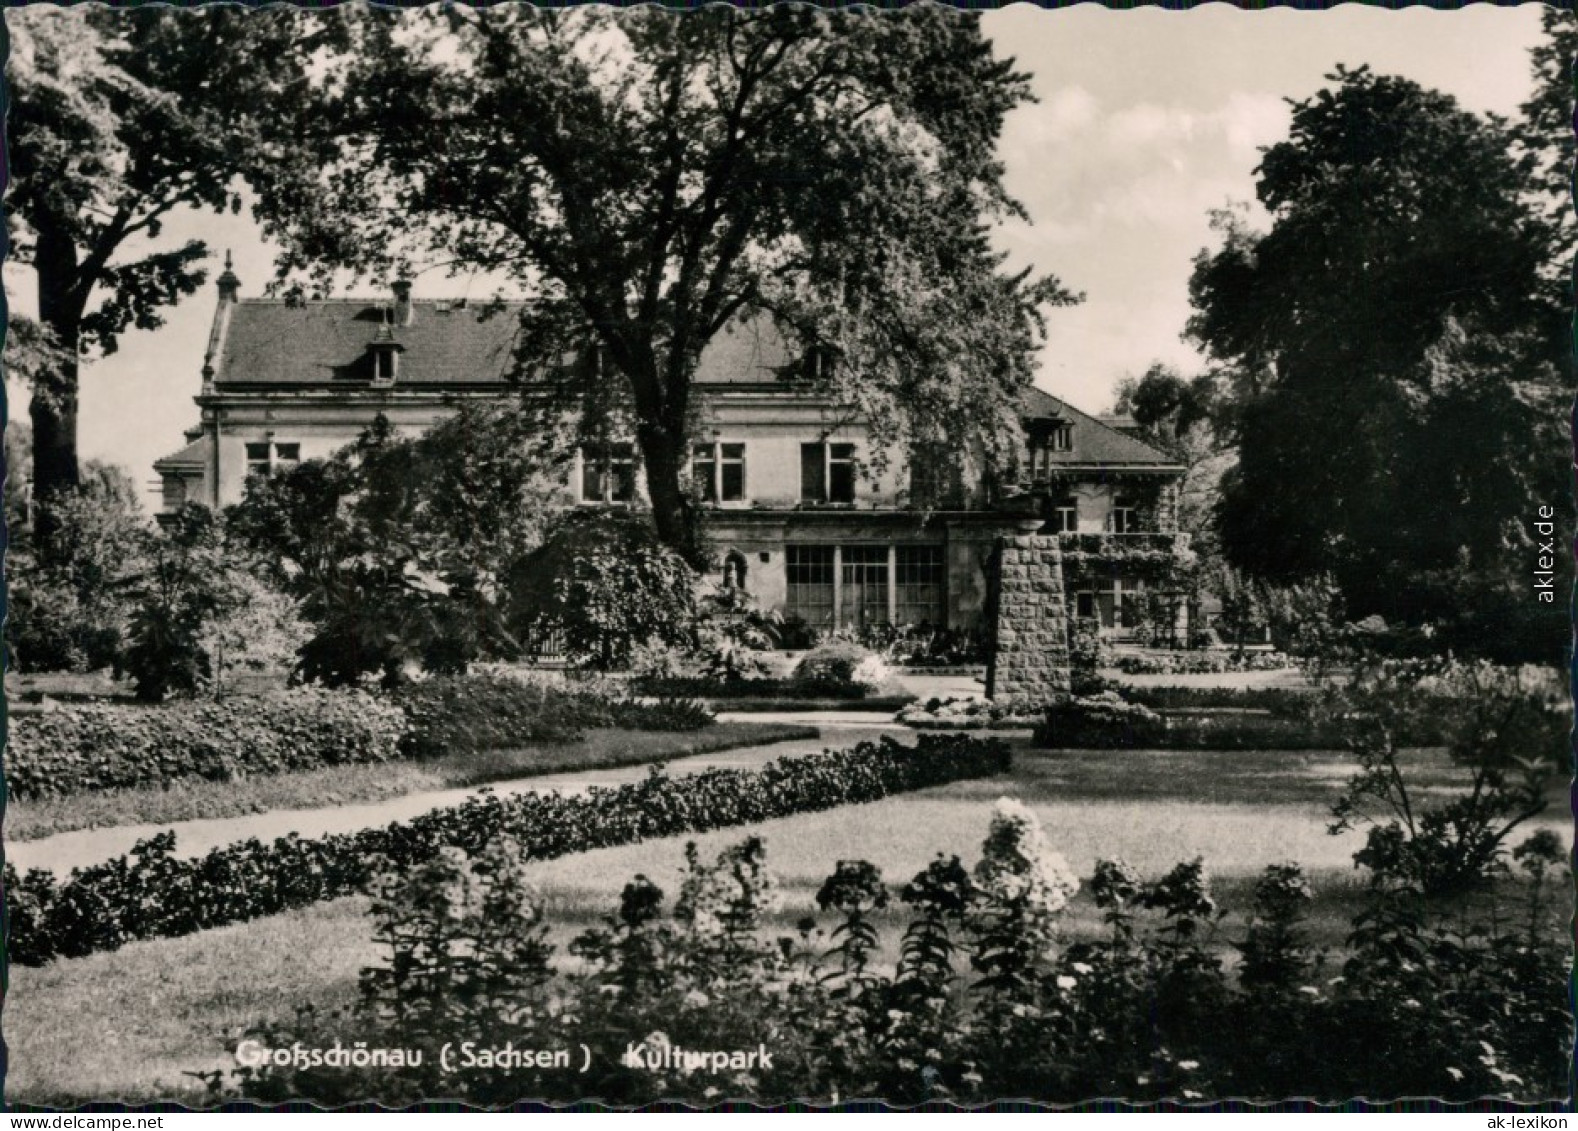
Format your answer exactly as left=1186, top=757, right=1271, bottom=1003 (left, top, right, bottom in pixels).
left=206, top=295, right=1175, bottom=466
left=211, top=299, right=797, bottom=389
left=215, top=300, right=525, bottom=388
left=1019, top=387, right=1177, bottom=468
left=153, top=436, right=211, bottom=470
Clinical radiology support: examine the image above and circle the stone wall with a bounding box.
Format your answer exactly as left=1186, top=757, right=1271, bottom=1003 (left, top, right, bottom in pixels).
left=985, top=535, right=1073, bottom=705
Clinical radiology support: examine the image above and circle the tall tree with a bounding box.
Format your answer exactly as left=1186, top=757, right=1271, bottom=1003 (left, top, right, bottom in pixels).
left=1516, top=7, right=1578, bottom=273
left=5, top=7, right=332, bottom=513
left=1188, top=68, right=1565, bottom=630
left=1112, top=362, right=1230, bottom=549
left=260, top=7, right=1074, bottom=563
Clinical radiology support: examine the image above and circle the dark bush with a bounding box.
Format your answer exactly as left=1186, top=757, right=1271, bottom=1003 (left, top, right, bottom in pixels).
left=389, top=674, right=596, bottom=759
left=1036, top=692, right=1351, bottom=750
left=5, top=689, right=408, bottom=801
left=8, top=734, right=1011, bottom=965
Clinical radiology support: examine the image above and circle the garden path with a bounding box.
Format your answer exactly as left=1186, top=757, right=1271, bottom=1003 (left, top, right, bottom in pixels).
left=8, top=718, right=911, bottom=878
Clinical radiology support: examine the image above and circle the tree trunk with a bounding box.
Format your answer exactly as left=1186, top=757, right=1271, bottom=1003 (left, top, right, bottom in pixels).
left=31, top=222, right=84, bottom=525
left=636, top=420, right=706, bottom=569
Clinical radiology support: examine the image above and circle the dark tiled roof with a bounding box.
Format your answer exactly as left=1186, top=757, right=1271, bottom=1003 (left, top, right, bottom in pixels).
left=209, top=298, right=1175, bottom=466
left=213, top=300, right=797, bottom=389
left=215, top=300, right=524, bottom=388
left=1019, top=386, right=1178, bottom=467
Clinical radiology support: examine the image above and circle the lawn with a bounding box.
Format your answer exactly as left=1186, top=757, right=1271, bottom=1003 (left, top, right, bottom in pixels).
left=6, top=722, right=815, bottom=843
left=8, top=737, right=1566, bottom=1106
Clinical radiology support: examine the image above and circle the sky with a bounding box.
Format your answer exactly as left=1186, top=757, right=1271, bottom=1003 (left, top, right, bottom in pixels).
left=5, top=4, right=1548, bottom=508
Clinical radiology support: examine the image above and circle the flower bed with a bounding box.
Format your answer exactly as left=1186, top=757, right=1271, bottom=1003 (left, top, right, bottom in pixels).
left=1112, top=650, right=1296, bottom=676
left=6, top=733, right=1011, bottom=966
left=5, top=689, right=407, bottom=802
left=896, top=696, right=1042, bottom=730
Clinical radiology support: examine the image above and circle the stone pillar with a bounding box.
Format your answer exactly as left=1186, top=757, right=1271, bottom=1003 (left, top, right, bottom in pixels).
left=985, top=535, right=1073, bottom=705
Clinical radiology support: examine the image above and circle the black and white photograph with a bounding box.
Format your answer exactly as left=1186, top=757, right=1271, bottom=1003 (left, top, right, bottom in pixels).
left=1, top=1, right=1572, bottom=1108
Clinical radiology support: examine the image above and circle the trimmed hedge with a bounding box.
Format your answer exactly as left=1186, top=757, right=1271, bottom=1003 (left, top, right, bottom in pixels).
left=7, top=734, right=1010, bottom=966
left=5, top=689, right=407, bottom=802
left=391, top=675, right=713, bottom=760
left=8, top=676, right=714, bottom=803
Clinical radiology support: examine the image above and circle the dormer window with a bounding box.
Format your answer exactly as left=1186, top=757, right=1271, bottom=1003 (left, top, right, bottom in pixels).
left=804, top=343, right=840, bottom=383
left=1028, top=423, right=1074, bottom=481
left=368, top=316, right=405, bottom=385
left=373, top=347, right=397, bottom=383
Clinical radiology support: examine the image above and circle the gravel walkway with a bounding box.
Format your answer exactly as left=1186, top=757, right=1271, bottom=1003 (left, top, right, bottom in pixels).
left=9, top=718, right=910, bottom=877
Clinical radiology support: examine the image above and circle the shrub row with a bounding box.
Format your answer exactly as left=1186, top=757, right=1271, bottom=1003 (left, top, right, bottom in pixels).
left=632, top=676, right=873, bottom=701
left=5, top=689, right=407, bottom=802
left=8, top=676, right=715, bottom=802
left=391, top=675, right=714, bottom=760
left=1112, top=650, right=1295, bottom=675
left=6, top=733, right=1011, bottom=966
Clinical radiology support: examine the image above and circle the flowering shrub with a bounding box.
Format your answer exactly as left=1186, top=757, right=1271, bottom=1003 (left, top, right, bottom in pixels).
left=8, top=734, right=1010, bottom=966
left=895, top=696, right=1041, bottom=730
left=5, top=688, right=407, bottom=801
left=1112, top=649, right=1295, bottom=675
left=791, top=641, right=891, bottom=688
left=220, top=813, right=1569, bottom=1104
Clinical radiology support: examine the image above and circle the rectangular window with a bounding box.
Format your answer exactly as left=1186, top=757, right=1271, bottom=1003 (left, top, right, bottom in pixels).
left=800, top=444, right=826, bottom=502
left=1054, top=498, right=1078, bottom=533
left=245, top=442, right=272, bottom=479
left=828, top=444, right=856, bottom=504
left=719, top=444, right=745, bottom=502
left=1051, top=424, right=1073, bottom=452
left=1076, top=591, right=1096, bottom=620
left=786, top=545, right=836, bottom=629
left=895, top=545, right=945, bottom=626
left=692, top=444, right=718, bottom=503
left=693, top=442, right=746, bottom=503
left=801, top=442, right=857, bottom=504
left=1111, top=498, right=1136, bottom=534
left=581, top=443, right=637, bottom=503
left=246, top=441, right=299, bottom=480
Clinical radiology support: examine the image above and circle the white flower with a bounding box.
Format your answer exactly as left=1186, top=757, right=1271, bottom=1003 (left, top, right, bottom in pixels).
left=1056, top=975, right=1077, bottom=990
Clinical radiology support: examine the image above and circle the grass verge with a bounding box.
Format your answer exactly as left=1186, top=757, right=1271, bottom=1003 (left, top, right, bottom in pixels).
left=6, top=722, right=816, bottom=843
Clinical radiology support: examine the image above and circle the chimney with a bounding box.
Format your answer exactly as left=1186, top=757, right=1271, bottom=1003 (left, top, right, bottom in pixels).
left=392, top=279, right=414, bottom=327
left=216, top=250, right=241, bottom=304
